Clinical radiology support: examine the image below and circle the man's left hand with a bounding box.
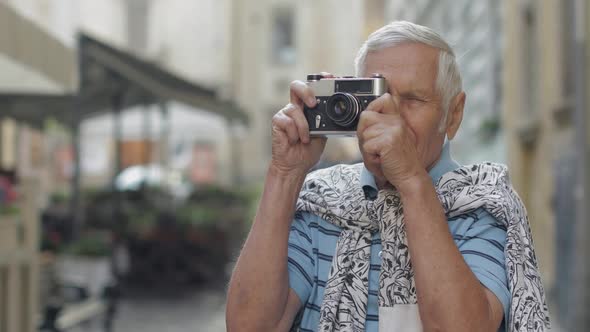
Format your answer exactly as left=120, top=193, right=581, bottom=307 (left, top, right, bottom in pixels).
left=357, top=92, right=427, bottom=189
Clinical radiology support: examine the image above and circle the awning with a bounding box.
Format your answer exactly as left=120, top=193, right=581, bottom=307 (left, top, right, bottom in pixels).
left=0, top=29, right=247, bottom=127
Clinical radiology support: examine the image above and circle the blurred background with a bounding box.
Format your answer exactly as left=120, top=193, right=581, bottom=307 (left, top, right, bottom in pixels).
left=0, top=0, right=587, bottom=331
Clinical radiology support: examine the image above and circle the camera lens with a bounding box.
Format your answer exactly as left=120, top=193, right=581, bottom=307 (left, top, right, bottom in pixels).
left=334, top=100, right=348, bottom=116
left=326, top=93, right=360, bottom=127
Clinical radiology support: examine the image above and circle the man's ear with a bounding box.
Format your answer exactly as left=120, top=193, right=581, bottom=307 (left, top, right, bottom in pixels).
left=445, top=92, right=465, bottom=140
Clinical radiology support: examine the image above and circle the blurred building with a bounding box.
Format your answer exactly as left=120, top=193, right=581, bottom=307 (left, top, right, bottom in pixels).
left=0, top=3, right=78, bottom=330
left=230, top=0, right=383, bottom=180
left=1, top=0, right=242, bottom=190
left=381, top=0, right=504, bottom=164
left=2, top=0, right=128, bottom=47
left=503, top=0, right=561, bottom=293
left=503, top=0, right=589, bottom=329
left=134, top=0, right=237, bottom=187
left=0, top=0, right=127, bottom=196
left=0, top=1, right=77, bottom=201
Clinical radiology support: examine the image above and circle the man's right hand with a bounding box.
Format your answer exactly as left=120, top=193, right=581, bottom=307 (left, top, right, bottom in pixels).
left=270, top=80, right=327, bottom=177
left=228, top=79, right=330, bottom=332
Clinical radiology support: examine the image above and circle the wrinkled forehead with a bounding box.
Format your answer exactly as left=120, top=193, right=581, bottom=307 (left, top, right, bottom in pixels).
left=364, top=43, right=439, bottom=95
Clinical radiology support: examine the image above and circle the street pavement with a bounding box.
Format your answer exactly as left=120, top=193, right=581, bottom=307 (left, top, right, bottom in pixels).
left=54, top=255, right=231, bottom=331
left=113, top=284, right=227, bottom=332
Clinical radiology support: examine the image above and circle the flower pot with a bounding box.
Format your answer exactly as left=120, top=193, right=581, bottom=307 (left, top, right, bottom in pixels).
left=56, top=255, right=114, bottom=297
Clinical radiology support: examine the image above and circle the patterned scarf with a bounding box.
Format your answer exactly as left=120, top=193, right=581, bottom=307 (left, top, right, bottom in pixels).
left=295, top=162, right=550, bottom=332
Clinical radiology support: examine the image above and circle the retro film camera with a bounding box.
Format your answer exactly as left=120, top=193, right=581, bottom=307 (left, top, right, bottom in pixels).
left=303, top=73, right=388, bottom=136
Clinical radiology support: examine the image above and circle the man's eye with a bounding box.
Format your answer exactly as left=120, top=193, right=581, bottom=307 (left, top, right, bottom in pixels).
left=404, top=97, right=425, bottom=103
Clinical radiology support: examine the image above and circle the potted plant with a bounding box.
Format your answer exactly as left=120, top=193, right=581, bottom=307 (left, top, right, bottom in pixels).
left=56, top=230, right=114, bottom=297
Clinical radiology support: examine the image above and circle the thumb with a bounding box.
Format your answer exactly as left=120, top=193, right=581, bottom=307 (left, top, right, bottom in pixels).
left=366, top=92, right=400, bottom=116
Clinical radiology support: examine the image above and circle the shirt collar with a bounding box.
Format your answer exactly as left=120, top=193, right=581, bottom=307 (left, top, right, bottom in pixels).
left=360, top=142, right=459, bottom=200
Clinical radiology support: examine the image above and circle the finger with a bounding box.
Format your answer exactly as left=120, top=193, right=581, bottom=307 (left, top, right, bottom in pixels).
left=273, top=113, right=300, bottom=145
left=357, top=109, right=384, bottom=135
left=290, top=80, right=317, bottom=109
left=359, top=122, right=388, bottom=143
left=361, top=136, right=384, bottom=158
left=319, top=71, right=335, bottom=78
left=284, top=104, right=310, bottom=144
left=363, top=150, right=381, bottom=165
left=364, top=93, right=388, bottom=114
left=360, top=130, right=383, bottom=164
left=365, top=93, right=399, bottom=116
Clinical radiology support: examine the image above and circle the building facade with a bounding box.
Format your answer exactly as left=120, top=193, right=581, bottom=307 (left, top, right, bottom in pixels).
left=503, top=0, right=589, bottom=329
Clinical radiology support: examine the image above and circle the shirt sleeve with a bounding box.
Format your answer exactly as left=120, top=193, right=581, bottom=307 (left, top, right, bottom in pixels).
left=450, top=209, right=511, bottom=329
left=287, top=211, right=316, bottom=304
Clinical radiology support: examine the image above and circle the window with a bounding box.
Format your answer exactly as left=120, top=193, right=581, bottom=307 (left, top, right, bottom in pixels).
left=271, top=7, right=296, bottom=65
left=521, top=1, right=539, bottom=117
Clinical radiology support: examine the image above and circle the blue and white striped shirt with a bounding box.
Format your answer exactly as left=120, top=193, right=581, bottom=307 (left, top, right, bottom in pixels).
left=288, top=144, right=510, bottom=331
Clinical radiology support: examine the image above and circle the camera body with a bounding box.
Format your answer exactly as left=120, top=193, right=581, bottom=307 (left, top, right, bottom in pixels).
left=304, top=73, right=388, bottom=136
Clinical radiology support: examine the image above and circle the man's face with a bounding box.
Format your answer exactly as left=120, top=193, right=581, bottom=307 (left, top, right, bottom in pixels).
left=360, top=43, right=447, bottom=182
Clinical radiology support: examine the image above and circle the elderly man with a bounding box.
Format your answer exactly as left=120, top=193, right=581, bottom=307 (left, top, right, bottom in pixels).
left=226, top=21, right=549, bottom=332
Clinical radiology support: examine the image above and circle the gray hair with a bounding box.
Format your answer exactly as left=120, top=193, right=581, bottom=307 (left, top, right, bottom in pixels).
left=354, top=21, right=462, bottom=131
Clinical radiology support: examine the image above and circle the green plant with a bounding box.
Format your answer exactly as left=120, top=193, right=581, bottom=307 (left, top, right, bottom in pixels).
left=62, top=232, right=112, bottom=257
left=126, top=208, right=158, bottom=236
left=187, top=186, right=243, bottom=207
left=177, top=205, right=222, bottom=227
left=49, top=191, right=70, bottom=205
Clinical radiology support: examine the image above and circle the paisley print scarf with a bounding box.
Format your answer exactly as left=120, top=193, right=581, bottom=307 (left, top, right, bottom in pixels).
left=295, top=162, right=550, bottom=331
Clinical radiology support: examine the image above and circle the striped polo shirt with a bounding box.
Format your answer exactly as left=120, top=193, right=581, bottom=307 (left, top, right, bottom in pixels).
left=287, top=143, right=510, bottom=331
